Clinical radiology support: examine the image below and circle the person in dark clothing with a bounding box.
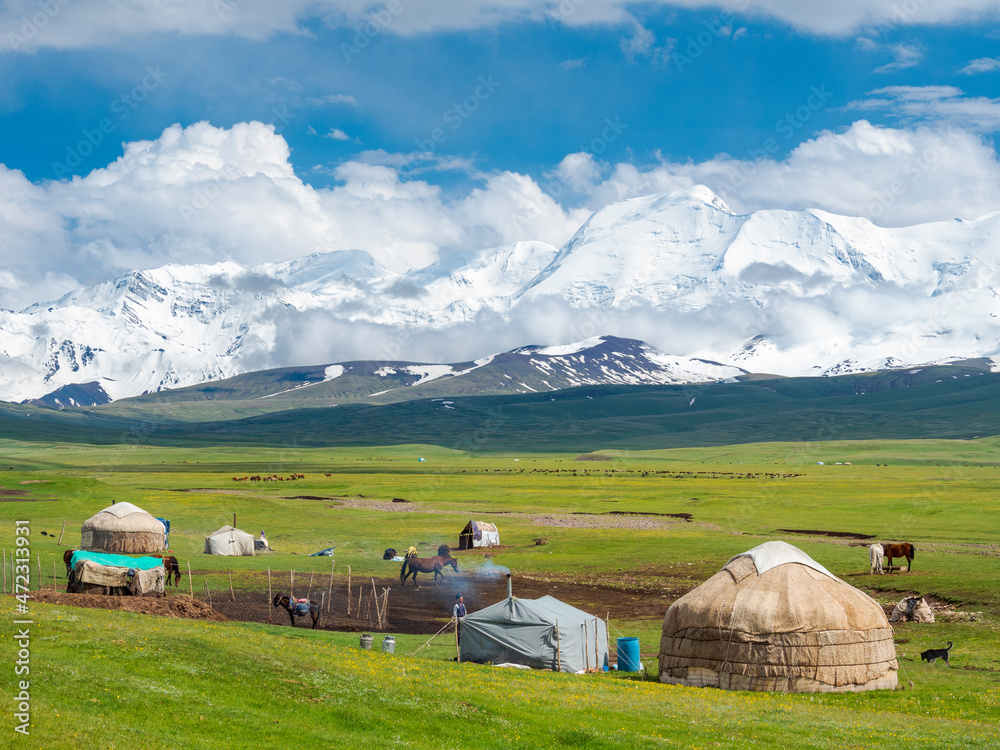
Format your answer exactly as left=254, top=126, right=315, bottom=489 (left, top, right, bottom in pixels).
left=453, top=594, right=467, bottom=642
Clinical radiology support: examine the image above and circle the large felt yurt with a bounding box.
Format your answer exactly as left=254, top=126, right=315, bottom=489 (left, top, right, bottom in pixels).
left=658, top=541, right=897, bottom=693
left=80, top=502, right=167, bottom=554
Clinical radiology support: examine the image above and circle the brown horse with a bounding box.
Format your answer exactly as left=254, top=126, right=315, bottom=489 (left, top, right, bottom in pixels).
left=147, top=554, right=182, bottom=587
left=63, top=548, right=75, bottom=576
left=272, top=594, right=320, bottom=628
left=883, top=542, right=915, bottom=572
left=400, top=554, right=458, bottom=588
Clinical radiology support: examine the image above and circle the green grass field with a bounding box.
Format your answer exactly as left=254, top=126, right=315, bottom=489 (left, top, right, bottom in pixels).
left=2, top=438, right=1000, bottom=748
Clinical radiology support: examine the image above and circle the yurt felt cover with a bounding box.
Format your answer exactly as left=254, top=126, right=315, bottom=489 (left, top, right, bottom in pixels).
left=80, top=502, right=166, bottom=553
left=658, top=541, right=898, bottom=693
left=460, top=596, right=608, bottom=672
left=73, top=560, right=165, bottom=595
left=204, top=526, right=256, bottom=556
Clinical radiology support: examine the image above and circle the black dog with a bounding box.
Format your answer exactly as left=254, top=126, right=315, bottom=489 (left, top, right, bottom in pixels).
left=921, top=642, right=953, bottom=665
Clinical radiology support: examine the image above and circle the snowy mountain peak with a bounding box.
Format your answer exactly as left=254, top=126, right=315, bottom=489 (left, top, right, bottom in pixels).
left=3, top=191, right=1000, bottom=404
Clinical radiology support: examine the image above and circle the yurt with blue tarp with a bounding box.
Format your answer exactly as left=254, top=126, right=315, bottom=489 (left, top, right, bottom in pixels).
left=460, top=585, right=608, bottom=672
left=67, top=550, right=166, bottom=596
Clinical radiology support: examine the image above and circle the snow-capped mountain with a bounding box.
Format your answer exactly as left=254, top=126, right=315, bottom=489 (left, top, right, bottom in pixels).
left=3, top=185, right=1000, bottom=403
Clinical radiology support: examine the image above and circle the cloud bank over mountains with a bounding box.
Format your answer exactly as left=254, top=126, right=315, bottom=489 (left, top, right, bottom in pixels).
left=2, top=117, right=999, bottom=311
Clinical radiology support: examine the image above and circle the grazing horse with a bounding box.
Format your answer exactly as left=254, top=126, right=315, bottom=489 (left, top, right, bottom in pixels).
left=272, top=594, right=320, bottom=629
left=400, top=554, right=458, bottom=588
left=882, top=542, right=915, bottom=572
left=869, top=543, right=884, bottom=575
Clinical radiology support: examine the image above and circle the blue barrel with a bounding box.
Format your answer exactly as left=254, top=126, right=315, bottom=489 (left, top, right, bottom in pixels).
left=617, top=637, right=641, bottom=672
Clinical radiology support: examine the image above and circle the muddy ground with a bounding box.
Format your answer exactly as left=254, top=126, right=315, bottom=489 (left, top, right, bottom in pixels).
left=26, top=568, right=682, bottom=638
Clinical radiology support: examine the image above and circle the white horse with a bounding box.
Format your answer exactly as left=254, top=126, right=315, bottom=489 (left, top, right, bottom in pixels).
left=869, top=543, right=884, bottom=575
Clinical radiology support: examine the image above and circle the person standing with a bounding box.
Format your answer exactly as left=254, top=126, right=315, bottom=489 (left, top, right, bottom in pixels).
left=453, top=594, right=467, bottom=643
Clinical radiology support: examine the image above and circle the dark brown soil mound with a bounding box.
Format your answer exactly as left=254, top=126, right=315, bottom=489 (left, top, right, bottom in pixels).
left=30, top=591, right=227, bottom=621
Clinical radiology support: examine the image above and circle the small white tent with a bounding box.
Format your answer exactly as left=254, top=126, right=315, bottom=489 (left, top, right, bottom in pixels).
left=204, top=526, right=256, bottom=556
left=459, top=520, right=500, bottom=550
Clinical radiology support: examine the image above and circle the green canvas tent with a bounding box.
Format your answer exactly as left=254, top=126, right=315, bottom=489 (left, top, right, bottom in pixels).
left=460, top=594, right=608, bottom=673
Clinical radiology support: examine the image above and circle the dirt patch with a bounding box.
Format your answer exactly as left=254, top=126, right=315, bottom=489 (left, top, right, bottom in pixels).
left=26, top=569, right=678, bottom=636
left=0, top=489, right=29, bottom=497
left=778, top=528, right=876, bottom=540
left=19, top=480, right=51, bottom=484
left=29, top=590, right=228, bottom=621
left=605, top=511, right=693, bottom=522
left=575, top=454, right=612, bottom=461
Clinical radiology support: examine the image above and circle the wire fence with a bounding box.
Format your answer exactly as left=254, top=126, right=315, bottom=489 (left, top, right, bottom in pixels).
left=2, top=552, right=390, bottom=632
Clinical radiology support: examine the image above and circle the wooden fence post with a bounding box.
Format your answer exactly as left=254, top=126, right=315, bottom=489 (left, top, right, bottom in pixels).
left=228, top=570, right=235, bottom=602
left=347, top=565, right=352, bottom=616
left=307, top=571, right=314, bottom=598
left=187, top=562, right=193, bottom=598
left=204, top=577, right=212, bottom=607
left=2, top=549, right=6, bottom=595
left=327, top=559, right=335, bottom=613
left=290, top=569, right=295, bottom=599
left=52, top=561, right=57, bottom=592
left=267, top=568, right=272, bottom=623
left=57, top=520, right=66, bottom=546
left=36, top=554, right=42, bottom=593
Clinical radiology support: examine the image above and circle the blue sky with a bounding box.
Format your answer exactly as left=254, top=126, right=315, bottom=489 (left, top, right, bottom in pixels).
left=1, top=1, right=1000, bottom=308
left=2, top=6, right=997, bottom=186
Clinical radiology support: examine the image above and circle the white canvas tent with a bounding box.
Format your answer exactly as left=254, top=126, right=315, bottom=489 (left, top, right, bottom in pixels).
left=658, top=541, right=898, bottom=693
left=204, top=526, right=256, bottom=556
left=458, top=520, right=500, bottom=550
left=460, top=594, right=608, bottom=672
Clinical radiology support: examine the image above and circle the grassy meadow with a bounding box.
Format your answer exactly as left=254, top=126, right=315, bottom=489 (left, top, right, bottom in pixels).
left=1, top=437, right=999, bottom=748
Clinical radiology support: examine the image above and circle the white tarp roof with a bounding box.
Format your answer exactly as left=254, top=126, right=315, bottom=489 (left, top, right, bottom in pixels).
left=724, top=540, right=835, bottom=579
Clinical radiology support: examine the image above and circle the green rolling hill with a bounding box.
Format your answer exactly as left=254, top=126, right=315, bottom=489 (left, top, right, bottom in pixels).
left=3, top=364, right=1000, bottom=451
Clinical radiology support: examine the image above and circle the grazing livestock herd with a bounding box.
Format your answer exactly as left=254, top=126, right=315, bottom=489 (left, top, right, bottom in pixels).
left=232, top=473, right=306, bottom=482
